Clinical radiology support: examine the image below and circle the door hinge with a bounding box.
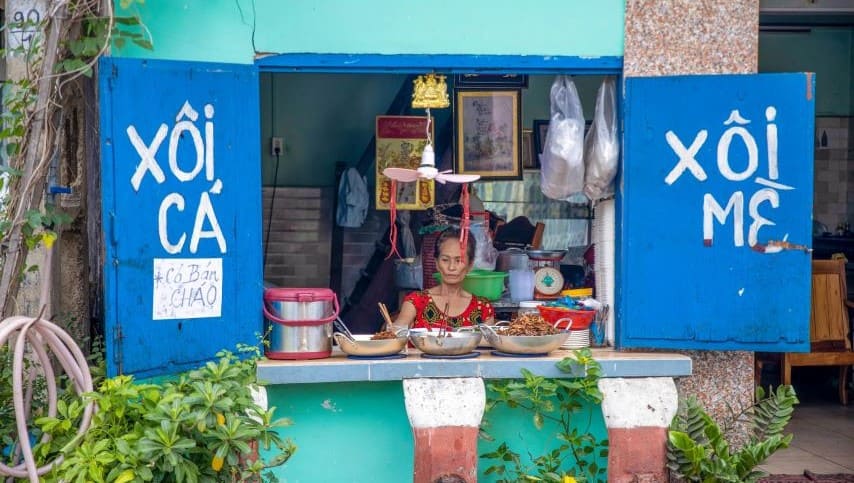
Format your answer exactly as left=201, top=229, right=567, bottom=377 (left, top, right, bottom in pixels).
left=109, top=210, right=117, bottom=246
left=113, top=324, right=124, bottom=374
left=108, top=63, right=118, bottom=89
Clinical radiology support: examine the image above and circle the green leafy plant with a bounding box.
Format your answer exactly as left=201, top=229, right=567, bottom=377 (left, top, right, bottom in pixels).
left=31, top=344, right=296, bottom=482
left=667, top=385, right=798, bottom=483
left=480, top=349, right=608, bottom=482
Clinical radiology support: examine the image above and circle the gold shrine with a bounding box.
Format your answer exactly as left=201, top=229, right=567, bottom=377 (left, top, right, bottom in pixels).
left=411, top=73, right=450, bottom=109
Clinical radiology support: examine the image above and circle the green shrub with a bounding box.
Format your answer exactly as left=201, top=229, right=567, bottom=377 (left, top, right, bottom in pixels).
left=666, top=385, right=798, bottom=483
left=31, top=345, right=295, bottom=482
left=480, top=349, right=608, bottom=482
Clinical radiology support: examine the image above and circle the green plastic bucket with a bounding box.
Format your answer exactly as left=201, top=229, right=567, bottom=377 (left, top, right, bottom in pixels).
left=432, top=269, right=507, bottom=300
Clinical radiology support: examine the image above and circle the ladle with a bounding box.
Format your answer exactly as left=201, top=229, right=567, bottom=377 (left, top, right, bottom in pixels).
left=333, top=317, right=356, bottom=342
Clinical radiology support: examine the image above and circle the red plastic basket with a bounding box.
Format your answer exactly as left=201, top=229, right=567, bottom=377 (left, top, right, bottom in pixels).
left=537, top=306, right=595, bottom=330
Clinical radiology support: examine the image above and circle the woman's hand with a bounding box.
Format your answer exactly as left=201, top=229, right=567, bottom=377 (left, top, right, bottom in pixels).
left=393, top=299, right=417, bottom=330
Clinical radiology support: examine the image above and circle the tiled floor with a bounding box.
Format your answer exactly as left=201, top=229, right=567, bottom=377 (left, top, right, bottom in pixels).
left=759, top=399, right=854, bottom=475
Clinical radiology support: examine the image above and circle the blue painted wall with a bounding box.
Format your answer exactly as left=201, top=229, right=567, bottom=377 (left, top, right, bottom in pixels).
left=113, top=0, right=626, bottom=64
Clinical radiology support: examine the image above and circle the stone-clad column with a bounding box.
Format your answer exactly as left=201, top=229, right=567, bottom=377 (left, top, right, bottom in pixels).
left=598, top=378, right=678, bottom=483
left=403, top=378, right=485, bottom=483
left=623, top=0, right=758, bottom=449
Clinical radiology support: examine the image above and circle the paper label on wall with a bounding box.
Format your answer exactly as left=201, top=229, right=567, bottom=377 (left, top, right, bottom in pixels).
left=153, top=258, right=222, bottom=320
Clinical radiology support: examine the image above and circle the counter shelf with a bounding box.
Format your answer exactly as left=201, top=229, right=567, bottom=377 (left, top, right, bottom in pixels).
left=256, top=347, right=692, bottom=385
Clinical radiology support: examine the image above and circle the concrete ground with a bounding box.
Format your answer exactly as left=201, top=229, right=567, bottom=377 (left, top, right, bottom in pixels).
left=759, top=378, right=854, bottom=475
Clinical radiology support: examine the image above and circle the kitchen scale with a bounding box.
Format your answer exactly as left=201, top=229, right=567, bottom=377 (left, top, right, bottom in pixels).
left=526, top=249, right=567, bottom=300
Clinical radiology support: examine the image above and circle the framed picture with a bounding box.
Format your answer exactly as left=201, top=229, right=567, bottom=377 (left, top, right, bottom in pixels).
left=454, top=74, right=528, bottom=89
left=532, top=119, right=549, bottom=156
left=454, top=89, right=522, bottom=180
left=522, top=129, right=536, bottom=169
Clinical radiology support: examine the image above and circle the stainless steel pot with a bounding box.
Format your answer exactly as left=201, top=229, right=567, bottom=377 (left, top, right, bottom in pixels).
left=496, top=248, right=530, bottom=273
left=333, top=333, right=408, bottom=357
left=409, top=331, right=482, bottom=355
left=264, top=288, right=339, bottom=360
left=479, top=324, right=570, bottom=354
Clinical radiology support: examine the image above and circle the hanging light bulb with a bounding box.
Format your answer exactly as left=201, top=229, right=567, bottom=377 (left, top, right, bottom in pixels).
left=417, top=107, right=438, bottom=178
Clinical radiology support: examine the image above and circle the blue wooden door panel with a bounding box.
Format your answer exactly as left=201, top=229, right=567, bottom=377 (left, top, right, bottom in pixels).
left=619, top=73, right=814, bottom=352
left=99, top=57, right=262, bottom=377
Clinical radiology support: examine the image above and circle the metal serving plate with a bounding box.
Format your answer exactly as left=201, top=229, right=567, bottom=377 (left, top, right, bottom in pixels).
left=525, top=249, right=567, bottom=260
left=333, top=333, right=408, bottom=357
left=479, top=325, right=570, bottom=354
left=409, top=331, right=482, bottom=356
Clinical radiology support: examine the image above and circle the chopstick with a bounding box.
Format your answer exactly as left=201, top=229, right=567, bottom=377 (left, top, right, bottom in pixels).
left=378, top=302, right=394, bottom=331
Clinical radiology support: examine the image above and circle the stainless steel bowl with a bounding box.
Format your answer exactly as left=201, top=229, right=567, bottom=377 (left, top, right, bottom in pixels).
left=333, top=333, right=408, bottom=357
left=409, top=331, right=482, bottom=356
left=479, top=325, right=569, bottom=354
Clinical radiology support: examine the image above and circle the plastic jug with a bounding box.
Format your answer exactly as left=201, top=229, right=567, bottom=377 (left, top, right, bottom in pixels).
left=508, top=269, right=535, bottom=302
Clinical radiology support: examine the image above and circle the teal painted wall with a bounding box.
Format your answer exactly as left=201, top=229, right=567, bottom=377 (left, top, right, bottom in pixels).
left=260, top=73, right=406, bottom=187
left=263, top=380, right=608, bottom=482
left=113, top=0, right=626, bottom=64
left=759, top=28, right=854, bottom=116
left=262, top=74, right=607, bottom=187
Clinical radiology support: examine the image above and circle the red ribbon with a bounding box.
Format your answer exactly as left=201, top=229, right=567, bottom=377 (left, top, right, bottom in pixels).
left=460, top=184, right=470, bottom=264
left=386, top=179, right=401, bottom=260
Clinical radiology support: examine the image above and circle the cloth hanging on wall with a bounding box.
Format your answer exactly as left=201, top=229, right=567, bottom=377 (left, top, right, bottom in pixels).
left=336, top=167, right=368, bottom=228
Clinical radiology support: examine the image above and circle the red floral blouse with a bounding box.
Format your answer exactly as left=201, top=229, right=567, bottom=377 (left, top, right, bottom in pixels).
left=403, top=290, right=495, bottom=330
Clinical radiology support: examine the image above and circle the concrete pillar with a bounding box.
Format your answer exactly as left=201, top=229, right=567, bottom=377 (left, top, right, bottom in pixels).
left=403, top=378, right=485, bottom=483
left=598, top=378, right=678, bottom=483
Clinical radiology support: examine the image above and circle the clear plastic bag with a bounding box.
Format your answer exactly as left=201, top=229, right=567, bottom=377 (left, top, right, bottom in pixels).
left=583, top=77, right=619, bottom=202
left=470, top=221, right=498, bottom=271
left=540, top=75, right=585, bottom=200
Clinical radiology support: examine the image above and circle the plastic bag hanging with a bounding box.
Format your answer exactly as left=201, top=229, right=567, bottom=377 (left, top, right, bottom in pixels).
left=583, top=77, right=619, bottom=202
left=540, top=75, right=585, bottom=200
left=397, top=210, right=417, bottom=259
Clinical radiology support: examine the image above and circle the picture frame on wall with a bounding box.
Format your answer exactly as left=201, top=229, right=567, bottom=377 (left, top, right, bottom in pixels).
left=454, top=74, right=528, bottom=89
left=532, top=119, right=549, bottom=157
left=522, top=129, right=536, bottom=169
left=454, top=89, right=522, bottom=180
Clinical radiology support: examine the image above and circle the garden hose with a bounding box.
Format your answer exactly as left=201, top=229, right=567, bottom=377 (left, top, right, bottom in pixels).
left=0, top=315, right=95, bottom=482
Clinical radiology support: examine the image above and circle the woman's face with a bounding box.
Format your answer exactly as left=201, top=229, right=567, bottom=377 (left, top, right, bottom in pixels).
left=436, top=238, right=470, bottom=285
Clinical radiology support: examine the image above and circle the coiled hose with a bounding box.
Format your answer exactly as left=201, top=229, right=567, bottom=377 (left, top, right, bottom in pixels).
left=0, top=314, right=95, bottom=481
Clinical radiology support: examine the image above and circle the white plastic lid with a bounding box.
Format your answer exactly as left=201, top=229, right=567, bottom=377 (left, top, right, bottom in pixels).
left=518, top=301, right=542, bottom=308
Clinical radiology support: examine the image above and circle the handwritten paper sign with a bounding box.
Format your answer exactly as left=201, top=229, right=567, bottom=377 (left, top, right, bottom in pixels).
left=153, top=258, right=222, bottom=320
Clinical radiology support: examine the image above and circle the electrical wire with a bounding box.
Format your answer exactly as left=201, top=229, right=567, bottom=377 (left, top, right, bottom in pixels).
left=263, top=152, right=281, bottom=270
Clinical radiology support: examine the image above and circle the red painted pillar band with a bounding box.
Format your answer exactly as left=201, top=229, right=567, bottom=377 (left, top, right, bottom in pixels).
left=606, top=427, right=669, bottom=483
left=403, top=378, right=486, bottom=483
left=598, top=378, right=678, bottom=483
left=412, top=426, right=479, bottom=483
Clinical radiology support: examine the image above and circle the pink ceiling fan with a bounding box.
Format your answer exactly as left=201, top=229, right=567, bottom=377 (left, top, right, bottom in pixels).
left=381, top=110, right=480, bottom=185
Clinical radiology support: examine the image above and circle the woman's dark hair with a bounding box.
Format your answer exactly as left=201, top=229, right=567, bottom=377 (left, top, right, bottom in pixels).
left=433, top=227, right=476, bottom=263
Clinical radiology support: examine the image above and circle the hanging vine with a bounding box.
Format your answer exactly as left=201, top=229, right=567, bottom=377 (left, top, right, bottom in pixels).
left=0, top=0, right=151, bottom=317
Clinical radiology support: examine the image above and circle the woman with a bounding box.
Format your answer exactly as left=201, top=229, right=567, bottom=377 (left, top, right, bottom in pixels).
left=394, top=227, right=495, bottom=330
